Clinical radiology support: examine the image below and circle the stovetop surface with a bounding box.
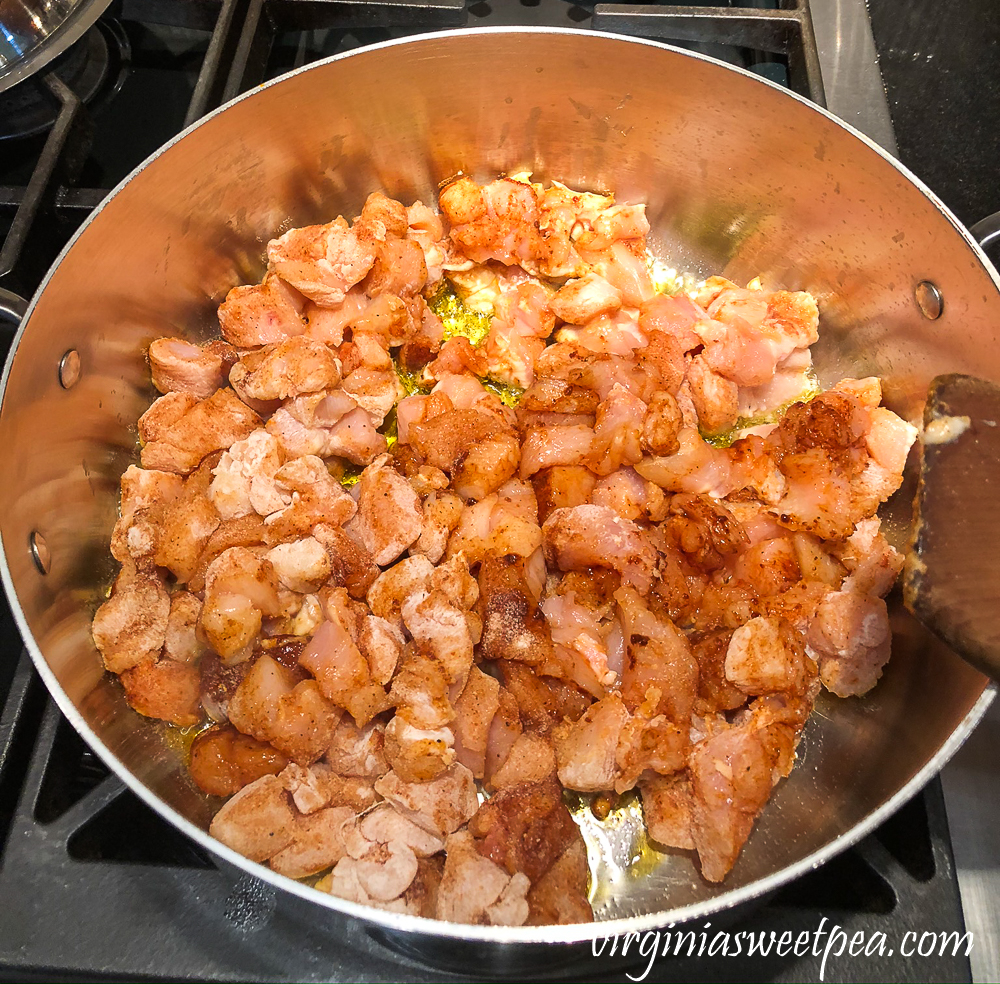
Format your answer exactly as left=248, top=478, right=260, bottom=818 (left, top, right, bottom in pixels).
left=0, top=1, right=996, bottom=981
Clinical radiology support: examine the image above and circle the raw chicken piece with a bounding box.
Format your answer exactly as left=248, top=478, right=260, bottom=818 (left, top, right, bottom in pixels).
left=149, top=337, right=231, bottom=398
left=348, top=455, right=423, bottom=565
left=266, top=537, right=331, bottom=593
left=807, top=590, right=892, bottom=696
left=688, top=694, right=810, bottom=882
left=267, top=218, right=376, bottom=307
left=553, top=694, right=629, bottom=792
left=549, top=273, right=622, bottom=325
left=199, top=546, right=283, bottom=659
left=325, top=717, right=389, bottom=778
left=163, top=591, right=202, bottom=664
left=587, top=383, right=646, bottom=476
left=209, top=429, right=287, bottom=521
left=139, top=388, right=261, bottom=474
left=366, top=555, right=434, bottom=631
left=452, top=667, right=501, bottom=779
left=217, top=273, right=306, bottom=347
left=228, top=654, right=342, bottom=764
left=488, top=733, right=556, bottom=790
left=542, top=504, right=657, bottom=594
left=725, top=616, right=818, bottom=697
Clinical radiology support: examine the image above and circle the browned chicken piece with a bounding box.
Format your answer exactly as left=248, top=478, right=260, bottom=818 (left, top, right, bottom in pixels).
left=663, top=494, right=748, bottom=574
left=615, top=585, right=699, bottom=725
left=325, top=716, right=389, bottom=778
left=92, top=558, right=170, bottom=674
left=154, top=457, right=223, bottom=582
left=469, top=774, right=582, bottom=885
left=265, top=455, right=357, bottom=544
left=542, top=504, right=657, bottom=595
left=426, top=336, right=488, bottom=380
left=412, top=490, right=464, bottom=564
left=637, top=327, right=686, bottom=395
left=199, top=651, right=253, bottom=723
left=267, top=218, right=377, bottom=307
left=434, top=829, right=531, bottom=926
left=686, top=354, right=740, bottom=436
left=139, top=388, right=261, bottom=474
left=642, top=390, right=683, bottom=456
left=614, top=713, right=688, bottom=794
left=553, top=694, right=629, bottom=792
left=110, top=465, right=185, bottom=564
left=689, top=694, right=811, bottom=882
left=209, top=773, right=298, bottom=862
left=725, top=615, right=818, bottom=697
left=691, top=629, right=746, bottom=716
left=189, top=725, right=289, bottom=797
left=452, top=666, right=501, bottom=779
left=217, top=273, right=307, bottom=348
left=119, top=656, right=202, bottom=727
left=269, top=805, right=356, bottom=879
left=199, top=546, right=283, bottom=658
left=149, top=337, right=231, bottom=399
left=639, top=772, right=695, bottom=850
left=374, top=763, right=478, bottom=837
left=358, top=615, right=403, bottom=686
left=497, top=662, right=592, bottom=734
left=163, top=591, right=202, bottom=663
left=346, top=454, right=423, bottom=566
left=278, top=762, right=377, bottom=815
left=229, top=336, right=341, bottom=402
left=355, top=191, right=409, bottom=242
left=408, top=407, right=520, bottom=502
left=478, top=553, right=554, bottom=665
left=312, top=523, right=380, bottom=600
left=366, top=555, right=434, bottom=631
left=488, top=732, right=557, bottom=791
left=530, top=465, right=597, bottom=524
left=526, top=839, right=593, bottom=926
left=228, top=654, right=342, bottom=764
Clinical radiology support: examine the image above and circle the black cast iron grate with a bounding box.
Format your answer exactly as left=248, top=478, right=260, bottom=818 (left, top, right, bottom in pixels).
left=0, top=1, right=973, bottom=981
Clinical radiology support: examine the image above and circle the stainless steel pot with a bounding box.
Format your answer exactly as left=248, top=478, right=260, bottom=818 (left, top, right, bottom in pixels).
left=0, top=0, right=113, bottom=93
left=0, top=28, right=995, bottom=964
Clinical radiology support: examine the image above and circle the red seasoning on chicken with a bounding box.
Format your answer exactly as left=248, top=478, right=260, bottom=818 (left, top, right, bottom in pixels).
left=94, top=175, right=917, bottom=925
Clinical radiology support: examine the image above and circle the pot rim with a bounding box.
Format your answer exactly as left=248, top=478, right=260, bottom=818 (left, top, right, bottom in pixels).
left=1, top=26, right=996, bottom=946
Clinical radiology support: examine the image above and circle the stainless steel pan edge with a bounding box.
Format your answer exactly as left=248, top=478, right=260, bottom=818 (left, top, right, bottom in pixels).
left=0, top=28, right=995, bottom=950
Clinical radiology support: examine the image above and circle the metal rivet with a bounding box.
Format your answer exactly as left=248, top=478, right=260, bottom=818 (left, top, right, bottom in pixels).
left=915, top=281, right=944, bottom=320
left=29, top=531, right=50, bottom=575
left=59, top=349, right=81, bottom=388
